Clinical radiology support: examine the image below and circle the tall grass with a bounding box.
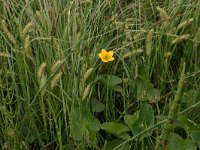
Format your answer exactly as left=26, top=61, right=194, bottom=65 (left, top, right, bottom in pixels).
left=1, top=0, right=200, bottom=149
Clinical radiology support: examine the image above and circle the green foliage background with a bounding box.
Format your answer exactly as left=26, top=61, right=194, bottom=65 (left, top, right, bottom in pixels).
left=0, top=0, right=200, bottom=149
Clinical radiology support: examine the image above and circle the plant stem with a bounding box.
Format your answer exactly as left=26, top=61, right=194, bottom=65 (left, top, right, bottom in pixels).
left=155, top=62, right=186, bottom=150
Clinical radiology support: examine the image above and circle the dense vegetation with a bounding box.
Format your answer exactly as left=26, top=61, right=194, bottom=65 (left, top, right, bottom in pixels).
left=1, top=0, right=200, bottom=149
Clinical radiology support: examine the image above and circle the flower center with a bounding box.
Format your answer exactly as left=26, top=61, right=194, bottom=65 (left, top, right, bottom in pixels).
left=104, top=54, right=109, bottom=60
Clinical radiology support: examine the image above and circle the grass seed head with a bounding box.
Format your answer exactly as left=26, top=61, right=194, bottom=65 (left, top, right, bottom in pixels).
left=177, top=18, right=193, bottom=30
left=1, top=19, right=8, bottom=32
left=51, top=72, right=63, bottom=90
left=24, top=35, right=30, bottom=52
left=122, top=49, right=143, bottom=59
left=23, top=22, right=33, bottom=35
left=156, top=7, right=170, bottom=26
left=1, top=20, right=16, bottom=44
left=37, top=62, right=47, bottom=78
left=39, top=75, right=47, bottom=96
left=51, top=60, right=64, bottom=73
left=171, top=34, right=190, bottom=45
left=82, top=84, right=91, bottom=100
left=146, top=28, right=154, bottom=57
left=84, top=68, right=93, bottom=81
left=156, top=7, right=170, bottom=20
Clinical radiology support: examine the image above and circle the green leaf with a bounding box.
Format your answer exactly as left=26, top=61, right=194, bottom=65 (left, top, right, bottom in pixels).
left=96, top=74, right=123, bottom=92
left=139, top=103, right=154, bottom=127
left=168, top=133, right=185, bottom=150
left=184, top=139, right=197, bottom=150
left=103, top=139, right=130, bottom=150
left=190, top=131, right=200, bottom=148
left=131, top=119, right=144, bottom=136
left=101, top=122, right=130, bottom=135
left=70, top=107, right=101, bottom=142
left=82, top=108, right=101, bottom=132
left=118, top=132, right=130, bottom=140
left=91, top=98, right=105, bottom=112
left=124, top=114, right=138, bottom=129
left=128, top=104, right=154, bottom=138
left=168, top=133, right=197, bottom=150
left=124, top=112, right=143, bottom=137
left=110, top=85, right=122, bottom=92
left=136, top=74, right=160, bottom=102
left=96, top=74, right=122, bottom=87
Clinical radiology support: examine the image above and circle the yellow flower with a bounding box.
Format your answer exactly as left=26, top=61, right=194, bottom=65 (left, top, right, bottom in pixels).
left=98, top=49, right=114, bottom=62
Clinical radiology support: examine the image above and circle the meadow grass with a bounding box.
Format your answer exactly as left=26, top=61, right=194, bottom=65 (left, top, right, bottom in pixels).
left=1, top=0, right=200, bottom=149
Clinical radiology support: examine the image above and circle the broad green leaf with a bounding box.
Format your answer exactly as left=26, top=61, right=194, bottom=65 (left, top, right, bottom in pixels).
left=118, top=132, right=130, bottom=140
left=96, top=74, right=122, bottom=87
left=82, top=108, right=101, bottom=132
left=136, top=66, right=160, bottom=102
left=131, top=119, right=144, bottom=136
left=190, top=131, right=200, bottom=148
left=184, top=139, right=197, bottom=150
left=168, top=133, right=185, bottom=150
left=103, top=139, right=130, bottom=150
left=110, top=85, right=122, bottom=92
left=124, top=114, right=138, bottom=129
left=91, top=98, right=105, bottom=112
left=139, top=103, right=154, bottom=127
left=101, top=122, right=130, bottom=135
left=70, top=107, right=100, bottom=143
left=124, top=112, right=144, bottom=137
left=82, top=126, right=98, bottom=147
left=137, top=78, right=160, bottom=102
left=129, top=104, right=154, bottom=138
left=168, top=133, right=197, bottom=150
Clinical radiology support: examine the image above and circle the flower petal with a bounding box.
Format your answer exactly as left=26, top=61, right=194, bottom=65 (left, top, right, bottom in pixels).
left=98, top=53, right=103, bottom=58
left=102, top=59, right=108, bottom=62
left=108, top=51, right=114, bottom=57
left=101, top=49, right=107, bottom=55
left=109, top=57, right=114, bottom=61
